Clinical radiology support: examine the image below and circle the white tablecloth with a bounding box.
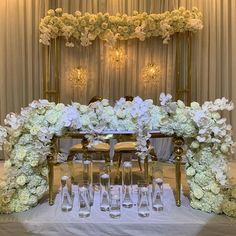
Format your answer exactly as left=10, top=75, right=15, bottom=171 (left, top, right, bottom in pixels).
left=0, top=184, right=235, bottom=236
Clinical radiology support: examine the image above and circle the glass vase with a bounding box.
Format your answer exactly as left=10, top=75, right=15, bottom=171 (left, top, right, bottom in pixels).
left=78, top=184, right=91, bottom=218
left=122, top=161, right=133, bottom=208
left=152, top=163, right=164, bottom=194
left=109, top=186, right=121, bottom=219
left=100, top=167, right=110, bottom=211
left=83, top=159, right=93, bottom=185
left=60, top=176, right=73, bottom=212
left=138, top=185, right=150, bottom=217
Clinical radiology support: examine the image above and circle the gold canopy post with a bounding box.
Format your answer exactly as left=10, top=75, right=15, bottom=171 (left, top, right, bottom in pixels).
left=187, top=32, right=192, bottom=105
left=43, top=38, right=61, bottom=102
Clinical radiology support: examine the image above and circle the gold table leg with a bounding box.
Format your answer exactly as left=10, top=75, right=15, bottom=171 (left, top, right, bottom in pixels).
left=173, top=137, right=184, bottom=207
left=48, top=156, right=54, bottom=206
left=48, top=137, right=57, bottom=206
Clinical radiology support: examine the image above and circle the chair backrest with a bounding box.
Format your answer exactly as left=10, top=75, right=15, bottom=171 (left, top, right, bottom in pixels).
left=124, top=96, right=134, bottom=101
left=88, top=96, right=103, bottom=105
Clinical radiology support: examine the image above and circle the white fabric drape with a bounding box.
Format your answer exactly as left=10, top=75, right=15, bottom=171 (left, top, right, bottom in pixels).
left=0, top=0, right=236, bottom=159
left=0, top=0, right=50, bottom=159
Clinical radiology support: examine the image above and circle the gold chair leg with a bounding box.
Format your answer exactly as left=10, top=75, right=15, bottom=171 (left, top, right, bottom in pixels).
left=138, top=157, right=142, bottom=171
left=104, top=152, right=110, bottom=163
left=118, top=153, right=122, bottom=169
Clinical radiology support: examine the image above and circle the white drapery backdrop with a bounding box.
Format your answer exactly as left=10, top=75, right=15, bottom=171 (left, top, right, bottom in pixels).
left=0, top=0, right=235, bottom=159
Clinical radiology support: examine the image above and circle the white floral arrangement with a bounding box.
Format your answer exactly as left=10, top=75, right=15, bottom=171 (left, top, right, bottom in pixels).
left=0, top=93, right=235, bottom=217
left=39, top=7, right=203, bottom=47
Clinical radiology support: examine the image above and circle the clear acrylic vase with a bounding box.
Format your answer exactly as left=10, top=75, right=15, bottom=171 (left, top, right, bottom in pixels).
left=100, top=167, right=110, bottom=211
left=138, top=186, right=150, bottom=217
left=60, top=176, right=73, bottom=212
left=122, top=161, right=133, bottom=208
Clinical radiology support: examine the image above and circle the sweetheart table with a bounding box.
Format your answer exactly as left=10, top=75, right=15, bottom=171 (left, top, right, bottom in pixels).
left=47, top=130, right=184, bottom=207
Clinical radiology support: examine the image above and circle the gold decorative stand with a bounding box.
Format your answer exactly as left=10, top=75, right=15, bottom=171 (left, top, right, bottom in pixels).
left=173, top=137, right=184, bottom=207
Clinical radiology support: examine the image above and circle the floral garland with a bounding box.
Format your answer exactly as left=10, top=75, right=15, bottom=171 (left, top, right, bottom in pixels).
left=0, top=94, right=235, bottom=217
left=39, top=7, right=203, bottom=47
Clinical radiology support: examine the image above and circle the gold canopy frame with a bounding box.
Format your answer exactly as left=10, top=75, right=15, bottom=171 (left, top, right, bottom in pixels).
left=42, top=33, right=192, bottom=104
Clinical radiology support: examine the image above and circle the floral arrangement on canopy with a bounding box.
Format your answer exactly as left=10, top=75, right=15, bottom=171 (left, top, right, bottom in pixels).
left=39, top=7, right=203, bottom=47
left=0, top=93, right=235, bottom=217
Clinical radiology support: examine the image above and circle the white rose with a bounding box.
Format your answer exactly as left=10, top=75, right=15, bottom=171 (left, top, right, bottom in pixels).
left=16, top=148, right=27, bottom=161
left=79, top=105, right=88, bottom=113
left=28, top=195, right=38, bottom=206
left=191, top=102, right=200, bottom=109
left=30, top=126, right=40, bottom=135
left=104, top=107, right=114, bottom=116
left=220, top=144, right=228, bottom=153
left=210, top=183, right=220, bottom=194
left=29, top=158, right=38, bottom=167
left=212, top=112, right=221, bottom=120
left=159, top=116, right=169, bottom=125
left=46, top=112, right=58, bottom=124
left=186, top=166, right=196, bottom=177
left=190, top=141, right=199, bottom=149
left=116, top=109, right=126, bottom=119
left=177, top=100, right=185, bottom=109
left=55, top=103, right=64, bottom=111
left=101, top=99, right=109, bottom=107
left=81, top=115, right=90, bottom=126
left=55, top=8, right=62, bottom=14
left=16, top=175, right=27, bottom=186
left=177, top=114, right=187, bottom=122
left=19, top=189, right=30, bottom=205
left=193, top=186, right=204, bottom=199
left=41, top=167, right=48, bottom=177
left=36, top=185, right=47, bottom=198
left=145, top=99, right=153, bottom=106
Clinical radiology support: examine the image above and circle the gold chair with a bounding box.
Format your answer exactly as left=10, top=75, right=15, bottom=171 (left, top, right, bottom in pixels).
left=67, top=96, right=111, bottom=163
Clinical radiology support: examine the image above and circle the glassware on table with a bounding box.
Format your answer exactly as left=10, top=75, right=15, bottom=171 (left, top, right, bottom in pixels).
left=152, top=163, right=164, bottom=194
left=152, top=191, right=164, bottom=211
left=137, top=183, right=150, bottom=217
left=109, top=186, right=121, bottom=219
left=79, top=180, right=94, bottom=207
left=83, top=159, right=93, bottom=185
left=88, top=184, right=95, bottom=206
left=78, top=183, right=91, bottom=218
left=100, top=167, right=110, bottom=211
left=122, top=161, right=133, bottom=208
left=60, top=176, right=73, bottom=212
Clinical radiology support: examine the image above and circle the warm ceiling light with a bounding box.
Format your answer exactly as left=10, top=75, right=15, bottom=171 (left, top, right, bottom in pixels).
left=142, top=64, right=161, bottom=84
left=68, top=67, right=88, bottom=88
left=109, top=47, right=127, bottom=68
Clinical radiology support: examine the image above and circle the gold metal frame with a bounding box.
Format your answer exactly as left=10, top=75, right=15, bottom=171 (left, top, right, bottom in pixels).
left=175, top=32, right=192, bottom=105
left=43, top=39, right=61, bottom=102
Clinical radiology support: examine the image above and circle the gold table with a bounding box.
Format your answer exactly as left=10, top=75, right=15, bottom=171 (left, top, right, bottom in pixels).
left=47, top=131, right=184, bottom=207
